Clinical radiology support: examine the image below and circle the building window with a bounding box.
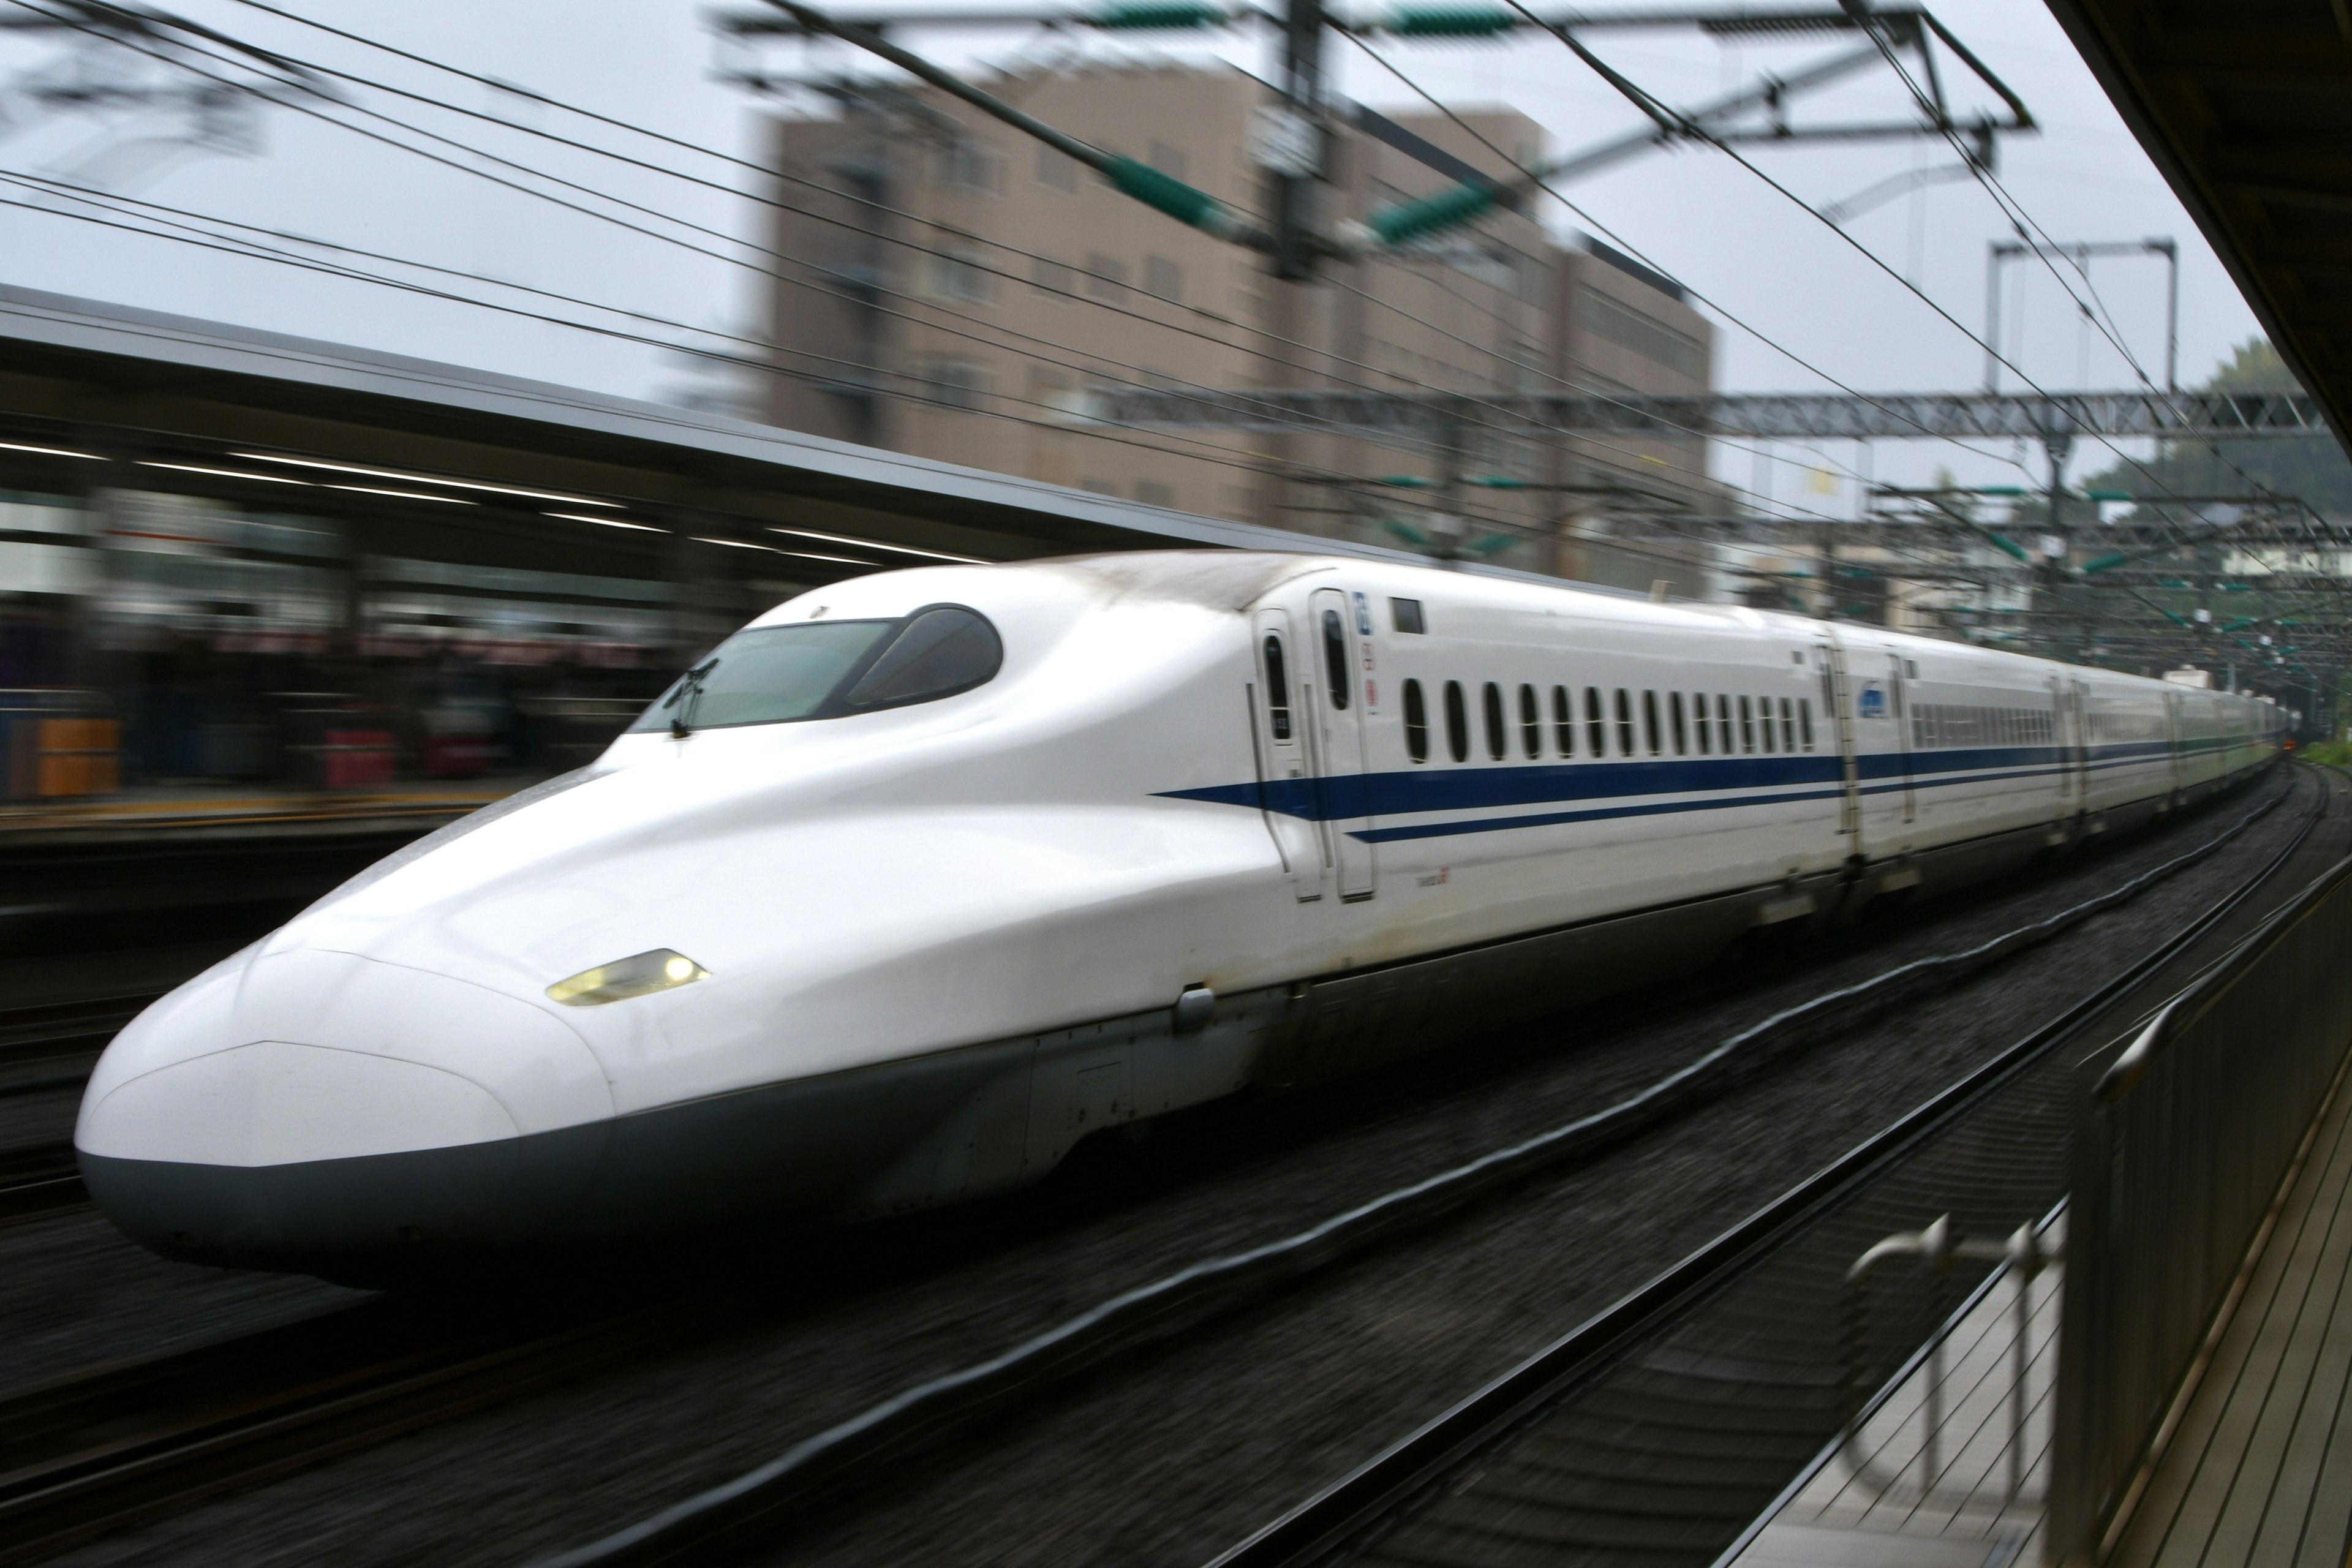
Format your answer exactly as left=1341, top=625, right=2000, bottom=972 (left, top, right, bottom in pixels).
left=1033, top=257, right=1077, bottom=296
left=1149, top=140, right=1187, bottom=181
left=1144, top=254, right=1183, bottom=304
left=1036, top=144, right=1078, bottom=191
left=1086, top=254, right=1128, bottom=299
left=1135, top=480, right=1174, bottom=507
left=938, top=137, right=999, bottom=192
left=929, top=359, right=988, bottom=410
left=930, top=244, right=991, bottom=303
left=1577, top=291, right=1705, bottom=380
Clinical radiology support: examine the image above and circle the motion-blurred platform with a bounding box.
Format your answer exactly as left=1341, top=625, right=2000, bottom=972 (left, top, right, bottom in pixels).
left=0, top=777, right=526, bottom=849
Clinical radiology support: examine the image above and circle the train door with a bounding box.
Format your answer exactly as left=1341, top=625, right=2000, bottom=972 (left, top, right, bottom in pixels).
left=2070, top=679, right=2094, bottom=807
left=1307, top=588, right=1377, bottom=902
left=1887, top=653, right=1917, bottom=823
left=2165, top=691, right=2185, bottom=797
left=1847, top=641, right=1912, bottom=855
left=1814, top=638, right=1862, bottom=854
left=1250, top=608, right=1324, bottom=902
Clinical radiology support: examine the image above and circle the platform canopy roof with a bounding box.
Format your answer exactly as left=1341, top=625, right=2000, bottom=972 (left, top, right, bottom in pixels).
left=2045, top=0, right=2352, bottom=455
left=0, top=284, right=1420, bottom=571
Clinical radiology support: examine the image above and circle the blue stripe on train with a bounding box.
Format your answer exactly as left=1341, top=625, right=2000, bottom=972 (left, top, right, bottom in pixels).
left=1166, top=739, right=2242, bottom=823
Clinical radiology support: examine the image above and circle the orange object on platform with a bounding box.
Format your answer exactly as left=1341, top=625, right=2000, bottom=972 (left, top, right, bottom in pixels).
left=36, top=718, right=119, bottom=798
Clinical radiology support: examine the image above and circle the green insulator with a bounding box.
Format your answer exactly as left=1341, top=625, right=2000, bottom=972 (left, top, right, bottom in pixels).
left=1370, top=181, right=1496, bottom=246
left=1374, top=475, right=1436, bottom=488
left=1389, top=4, right=1513, bottom=34
left=1986, top=532, right=2032, bottom=562
left=1104, top=156, right=1229, bottom=235
left=2081, top=552, right=2128, bottom=573
left=1097, top=1, right=1224, bottom=27
left=1469, top=475, right=1530, bottom=488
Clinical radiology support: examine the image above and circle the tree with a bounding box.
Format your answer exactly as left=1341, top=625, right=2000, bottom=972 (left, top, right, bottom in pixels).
left=2076, top=339, right=2352, bottom=516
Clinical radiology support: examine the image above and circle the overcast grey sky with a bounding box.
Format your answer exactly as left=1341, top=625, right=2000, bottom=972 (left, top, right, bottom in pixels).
left=0, top=0, right=2264, bottom=511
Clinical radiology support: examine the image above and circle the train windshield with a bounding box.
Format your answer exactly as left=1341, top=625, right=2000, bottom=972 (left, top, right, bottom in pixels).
left=628, top=605, right=1005, bottom=734
left=628, top=620, right=894, bottom=733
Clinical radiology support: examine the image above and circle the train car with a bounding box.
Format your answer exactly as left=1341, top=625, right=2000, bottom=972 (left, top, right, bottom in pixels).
left=74, top=552, right=2284, bottom=1276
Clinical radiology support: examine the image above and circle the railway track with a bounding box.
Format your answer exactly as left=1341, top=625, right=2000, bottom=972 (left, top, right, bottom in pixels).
left=511, top=771, right=2335, bottom=1568
left=1215, top=768, right=2352, bottom=1568
left=0, top=992, right=156, bottom=1101
left=0, top=772, right=2319, bottom=1567
left=0, top=1147, right=78, bottom=1228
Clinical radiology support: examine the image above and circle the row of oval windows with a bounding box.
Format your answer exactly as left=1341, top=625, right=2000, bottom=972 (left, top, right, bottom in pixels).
left=1397, top=680, right=1814, bottom=765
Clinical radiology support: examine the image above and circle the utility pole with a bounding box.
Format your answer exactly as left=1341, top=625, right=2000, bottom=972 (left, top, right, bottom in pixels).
left=1271, top=0, right=1327, bottom=283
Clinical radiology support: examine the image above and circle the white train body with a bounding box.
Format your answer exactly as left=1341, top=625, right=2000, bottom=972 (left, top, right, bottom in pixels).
left=75, top=553, right=2283, bottom=1273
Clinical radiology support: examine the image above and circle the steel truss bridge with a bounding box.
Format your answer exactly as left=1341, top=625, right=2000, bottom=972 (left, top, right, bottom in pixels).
left=1091, top=388, right=2331, bottom=443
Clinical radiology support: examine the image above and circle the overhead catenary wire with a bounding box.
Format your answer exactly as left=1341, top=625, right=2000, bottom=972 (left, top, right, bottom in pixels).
left=52, top=1, right=2037, bottom=552
left=77, top=0, right=2042, bottom=534
left=20, top=2, right=2316, bottom=657
left=1351, top=22, right=2333, bottom=665
left=9, top=1, right=1530, bottom=468
left=0, top=189, right=1439, bottom=518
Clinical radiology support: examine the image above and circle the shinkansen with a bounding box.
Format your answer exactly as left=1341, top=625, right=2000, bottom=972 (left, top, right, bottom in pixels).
left=75, top=552, right=2283, bottom=1276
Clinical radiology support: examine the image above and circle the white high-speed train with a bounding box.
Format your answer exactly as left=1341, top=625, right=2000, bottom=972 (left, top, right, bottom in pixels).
left=76, top=552, right=2283, bottom=1275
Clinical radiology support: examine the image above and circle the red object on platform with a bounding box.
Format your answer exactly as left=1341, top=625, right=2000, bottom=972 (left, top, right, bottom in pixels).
left=323, top=729, right=395, bottom=790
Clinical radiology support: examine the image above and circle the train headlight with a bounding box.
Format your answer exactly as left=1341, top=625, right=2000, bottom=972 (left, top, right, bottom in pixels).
left=546, top=949, right=709, bottom=1006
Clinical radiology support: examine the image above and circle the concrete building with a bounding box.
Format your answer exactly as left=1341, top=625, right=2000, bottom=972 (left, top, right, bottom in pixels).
left=764, top=61, right=1714, bottom=586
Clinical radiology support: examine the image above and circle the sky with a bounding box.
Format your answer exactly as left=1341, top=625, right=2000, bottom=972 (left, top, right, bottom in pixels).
left=0, top=0, right=2267, bottom=513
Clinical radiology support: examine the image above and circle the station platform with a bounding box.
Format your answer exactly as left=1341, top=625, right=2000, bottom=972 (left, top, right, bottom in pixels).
left=0, top=777, right=530, bottom=848
left=2102, top=1055, right=2352, bottom=1568
left=1729, top=1226, right=2057, bottom=1568
left=1728, top=1044, right=2352, bottom=1568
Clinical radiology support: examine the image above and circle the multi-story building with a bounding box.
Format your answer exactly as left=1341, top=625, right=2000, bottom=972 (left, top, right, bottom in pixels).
left=763, top=61, right=1714, bottom=584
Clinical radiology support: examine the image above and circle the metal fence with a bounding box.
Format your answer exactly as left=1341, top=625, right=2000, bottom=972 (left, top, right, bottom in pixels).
left=2049, top=850, right=2352, bottom=1561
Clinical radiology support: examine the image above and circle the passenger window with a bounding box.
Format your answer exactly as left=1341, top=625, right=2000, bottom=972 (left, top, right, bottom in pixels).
left=1670, top=692, right=1688, bottom=755
left=839, top=605, right=1005, bottom=712
left=1518, top=684, right=1540, bottom=759
left=1483, top=682, right=1506, bottom=760
left=1614, top=688, right=1634, bottom=756
left=1553, top=685, right=1574, bottom=756
left=1403, top=678, right=1428, bottom=762
left=1642, top=690, right=1661, bottom=755
left=1320, top=609, right=1351, bottom=712
left=1780, top=697, right=1794, bottom=752
left=1739, top=695, right=1755, bottom=753
left=1758, top=697, right=1776, bottom=752
left=1693, top=692, right=1710, bottom=754
left=1262, top=635, right=1291, bottom=742
left=1586, top=686, right=1605, bottom=757
left=1444, top=680, right=1469, bottom=762
left=1800, top=698, right=1814, bottom=750
left=1717, top=694, right=1733, bottom=755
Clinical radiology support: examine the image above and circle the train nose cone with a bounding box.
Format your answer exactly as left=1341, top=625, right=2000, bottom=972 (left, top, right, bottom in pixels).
left=76, top=948, right=615, bottom=1273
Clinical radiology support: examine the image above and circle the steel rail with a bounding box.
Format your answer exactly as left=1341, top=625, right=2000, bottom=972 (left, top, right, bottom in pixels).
left=530, top=772, right=2306, bottom=1568
left=1210, top=767, right=2333, bottom=1568
left=0, top=1290, right=733, bottom=1566
left=0, top=1144, right=81, bottom=1226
